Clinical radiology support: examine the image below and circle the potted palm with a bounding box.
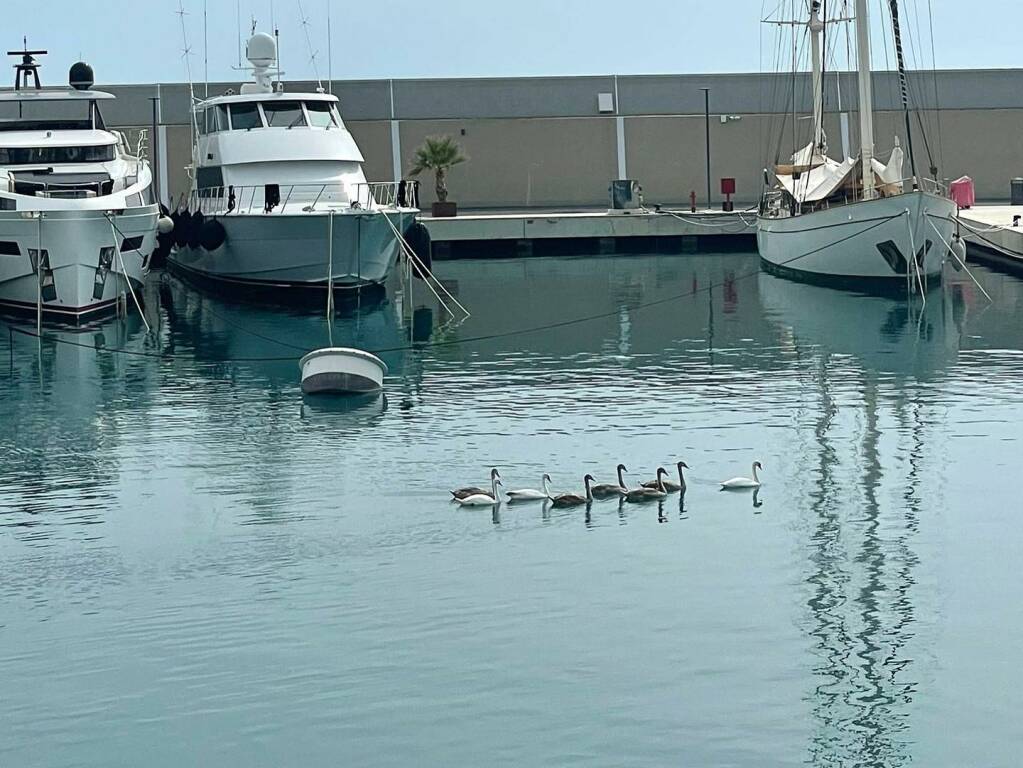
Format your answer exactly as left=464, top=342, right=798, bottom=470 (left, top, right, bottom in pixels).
left=409, top=135, right=467, bottom=218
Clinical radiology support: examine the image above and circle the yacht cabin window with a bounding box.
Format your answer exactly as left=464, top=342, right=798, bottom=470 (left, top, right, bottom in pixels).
left=261, top=101, right=306, bottom=128
left=305, top=101, right=339, bottom=128
left=230, top=102, right=262, bottom=130
left=0, top=145, right=116, bottom=165
left=215, top=105, right=230, bottom=131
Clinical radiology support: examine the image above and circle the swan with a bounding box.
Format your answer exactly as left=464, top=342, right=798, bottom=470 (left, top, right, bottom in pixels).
left=721, top=461, right=763, bottom=490
left=457, top=473, right=504, bottom=506
left=591, top=464, right=629, bottom=499
left=626, top=468, right=668, bottom=502
left=452, top=468, right=500, bottom=501
left=643, top=461, right=689, bottom=493
left=551, top=475, right=595, bottom=508
left=507, top=474, right=553, bottom=502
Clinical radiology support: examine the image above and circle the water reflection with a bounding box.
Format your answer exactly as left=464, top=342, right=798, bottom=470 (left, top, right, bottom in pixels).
left=803, top=359, right=920, bottom=766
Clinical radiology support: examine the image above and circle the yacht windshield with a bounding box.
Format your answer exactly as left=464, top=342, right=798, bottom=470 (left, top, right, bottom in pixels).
left=262, top=101, right=306, bottom=128
left=229, top=103, right=262, bottom=130
left=0, top=145, right=115, bottom=165
left=305, top=101, right=337, bottom=128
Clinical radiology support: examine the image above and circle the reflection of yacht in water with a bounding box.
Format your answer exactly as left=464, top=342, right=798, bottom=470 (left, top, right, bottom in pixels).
left=155, top=274, right=409, bottom=384
left=167, top=33, right=419, bottom=302
left=758, top=271, right=961, bottom=377
left=0, top=314, right=153, bottom=529
left=0, top=45, right=159, bottom=321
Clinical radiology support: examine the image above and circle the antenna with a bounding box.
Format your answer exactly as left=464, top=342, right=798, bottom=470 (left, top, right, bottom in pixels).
left=274, top=26, right=281, bottom=91
left=327, top=0, right=333, bottom=95
left=297, top=0, right=323, bottom=91
left=236, top=0, right=242, bottom=68
left=175, top=0, right=200, bottom=167
left=203, top=0, right=209, bottom=98
left=8, top=37, right=47, bottom=90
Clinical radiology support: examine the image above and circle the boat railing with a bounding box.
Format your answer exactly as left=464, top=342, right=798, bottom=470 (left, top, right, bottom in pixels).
left=188, top=180, right=420, bottom=216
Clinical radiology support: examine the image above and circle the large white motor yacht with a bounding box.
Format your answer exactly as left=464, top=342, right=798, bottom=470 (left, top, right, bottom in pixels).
left=0, top=46, right=159, bottom=322
left=168, top=33, right=421, bottom=301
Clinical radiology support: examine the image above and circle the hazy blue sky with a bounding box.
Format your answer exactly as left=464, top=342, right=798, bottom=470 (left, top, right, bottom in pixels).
left=7, top=1, right=1019, bottom=85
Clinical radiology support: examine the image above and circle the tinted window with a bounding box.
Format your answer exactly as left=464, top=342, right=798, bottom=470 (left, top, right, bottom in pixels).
left=305, top=101, right=337, bottom=128
left=262, top=101, right=305, bottom=128
left=0, top=145, right=116, bottom=164
left=216, top=105, right=230, bottom=131
left=230, top=102, right=262, bottom=130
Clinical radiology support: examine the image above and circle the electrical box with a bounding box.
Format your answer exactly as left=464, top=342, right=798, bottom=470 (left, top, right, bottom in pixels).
left=598, top=92, right=615, bottom=113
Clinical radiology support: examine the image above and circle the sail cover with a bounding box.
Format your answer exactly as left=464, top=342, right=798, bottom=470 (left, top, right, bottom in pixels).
left=775, top=142, right=905, bottom=203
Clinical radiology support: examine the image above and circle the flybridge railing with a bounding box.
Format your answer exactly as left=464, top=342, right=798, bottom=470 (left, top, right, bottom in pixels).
left=186, top=180, right=420, bottom=216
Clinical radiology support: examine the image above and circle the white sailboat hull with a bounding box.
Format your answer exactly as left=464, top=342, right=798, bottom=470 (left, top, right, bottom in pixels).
left=757, top=191, right=957, bottom=290
left=0, top=207, right=156, bottom=322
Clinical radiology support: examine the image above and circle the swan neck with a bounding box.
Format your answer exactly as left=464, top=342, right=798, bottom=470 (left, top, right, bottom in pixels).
left=752, top=463, right=759, bottom=483
left=617, top=465, right=625, bottom=487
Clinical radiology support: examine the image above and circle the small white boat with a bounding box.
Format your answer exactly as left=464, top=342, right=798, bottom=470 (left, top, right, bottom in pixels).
left=299, top=347, right=387, bottom=395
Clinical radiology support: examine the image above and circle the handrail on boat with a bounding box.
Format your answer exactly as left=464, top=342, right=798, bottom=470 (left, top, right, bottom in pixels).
left=186, top=179, right=419, bottom=216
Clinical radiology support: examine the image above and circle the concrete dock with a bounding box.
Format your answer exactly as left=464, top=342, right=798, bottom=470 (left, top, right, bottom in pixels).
left=420, top=207, right=756, bottom=258
left=959, top=205, right=1023, bottom=274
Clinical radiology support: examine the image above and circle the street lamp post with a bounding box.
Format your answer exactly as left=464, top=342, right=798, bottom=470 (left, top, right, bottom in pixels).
left=700, top=87, right=711, bottom=211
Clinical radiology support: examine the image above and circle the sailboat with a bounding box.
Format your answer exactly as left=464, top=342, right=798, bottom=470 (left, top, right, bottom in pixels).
left=757, top=0, right=957, bottom=292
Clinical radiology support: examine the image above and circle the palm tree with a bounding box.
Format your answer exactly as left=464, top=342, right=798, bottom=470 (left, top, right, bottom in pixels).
left=409, top=135, right=467, bottom=204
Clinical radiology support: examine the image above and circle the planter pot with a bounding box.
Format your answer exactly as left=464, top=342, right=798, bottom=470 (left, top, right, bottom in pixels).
left=432, top=201, right=458, bottom=218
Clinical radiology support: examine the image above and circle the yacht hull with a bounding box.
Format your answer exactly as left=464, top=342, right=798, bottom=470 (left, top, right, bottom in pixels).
left=757, top=191, right=957, bottom=292
left=0, top=207, right=157, bottom=323
left=168, top=210, right=416, bottom=300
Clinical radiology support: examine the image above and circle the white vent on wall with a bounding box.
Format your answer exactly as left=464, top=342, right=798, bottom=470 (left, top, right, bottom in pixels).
left=598, top=92, right=615, bottom=113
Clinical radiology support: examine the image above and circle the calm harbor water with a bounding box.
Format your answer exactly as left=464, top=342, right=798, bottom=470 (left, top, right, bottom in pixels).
left=2, top=251, right=1022, bottom=766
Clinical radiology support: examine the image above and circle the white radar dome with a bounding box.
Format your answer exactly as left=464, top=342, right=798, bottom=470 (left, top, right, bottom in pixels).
left=246, top=33, right=277, bottom=68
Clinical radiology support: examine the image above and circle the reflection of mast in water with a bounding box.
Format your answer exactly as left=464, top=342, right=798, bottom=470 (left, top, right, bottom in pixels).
left=804, top=362, right=918, bottom=766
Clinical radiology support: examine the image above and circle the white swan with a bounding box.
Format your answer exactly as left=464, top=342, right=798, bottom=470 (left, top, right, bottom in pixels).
left=452, top=468, right=500, bottom=501
left=457, top=473, right=503, bottom=506
left=721, top=461, right=763, bottom=490
left=507, top=474, right=553, bottom=502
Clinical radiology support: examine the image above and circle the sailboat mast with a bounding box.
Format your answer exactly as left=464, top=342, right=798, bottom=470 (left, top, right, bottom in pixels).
left=854, top=0, right=876, bottom=200
left=810, top=1, right=826, bottom=154
left=888, top=0, right=919, bottom=187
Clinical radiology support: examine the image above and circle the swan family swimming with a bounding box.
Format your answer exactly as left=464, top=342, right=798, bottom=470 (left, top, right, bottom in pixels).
left=450, top=461, right=763, bottom=507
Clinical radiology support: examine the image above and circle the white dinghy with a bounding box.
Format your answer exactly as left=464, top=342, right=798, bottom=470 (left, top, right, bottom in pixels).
left=299, top=347, right=387, bottom=395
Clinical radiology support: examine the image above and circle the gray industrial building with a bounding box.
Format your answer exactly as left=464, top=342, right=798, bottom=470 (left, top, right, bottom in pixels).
left=21, top=68, right=1021, bottom=210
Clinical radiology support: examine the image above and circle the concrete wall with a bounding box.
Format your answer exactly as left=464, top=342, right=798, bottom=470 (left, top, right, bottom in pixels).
left=22, top=69, right=1023, bottom=208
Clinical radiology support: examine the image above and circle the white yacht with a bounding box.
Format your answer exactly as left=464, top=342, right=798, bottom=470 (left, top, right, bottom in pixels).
left=0, top=47, right=159, bottom=322
left=168, top=33, right=421, bottom=301
left=757, top=0, right=956, bottom=292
